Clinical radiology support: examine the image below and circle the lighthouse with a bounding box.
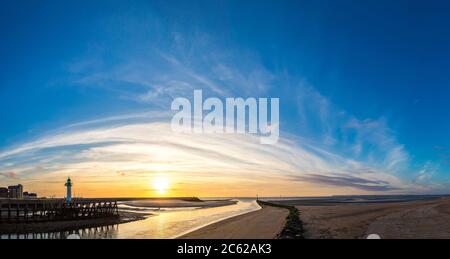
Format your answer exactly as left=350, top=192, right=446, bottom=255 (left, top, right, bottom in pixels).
left=65, top=177, right=72, bottom=203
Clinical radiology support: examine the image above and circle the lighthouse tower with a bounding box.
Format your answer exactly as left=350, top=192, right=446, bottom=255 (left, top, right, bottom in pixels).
left=65, top=177, right=72, bottom=203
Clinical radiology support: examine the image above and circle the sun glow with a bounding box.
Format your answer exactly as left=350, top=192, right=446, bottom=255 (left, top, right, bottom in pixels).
left=152, top=176, right=170, bottom=195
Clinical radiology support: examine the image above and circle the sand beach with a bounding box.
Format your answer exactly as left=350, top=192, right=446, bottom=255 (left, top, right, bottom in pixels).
left=292, top=196, right=450, bottom=239
left=180, top=205, right=289, bottom=239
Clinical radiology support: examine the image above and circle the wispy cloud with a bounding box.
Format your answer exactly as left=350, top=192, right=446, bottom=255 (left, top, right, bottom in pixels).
left=413, top=161, right=438, bottom=185
left=0, top=171, right=19, bottom=180
left=64, top=26, right=275, bottom=112
left=0, top=113, right=418, bottom=195
left=291, top=174, right=400, bottom=192
left=1, top=14, right=435, bottom=195
left=296, top=82, right=410, bottom=173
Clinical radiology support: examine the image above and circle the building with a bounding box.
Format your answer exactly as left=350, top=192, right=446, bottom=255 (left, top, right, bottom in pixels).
left=0, top=185, right=38, bottom=199
left=8, top=184, right=23, bottom=199
left=0, top=187, right=8, bottom=198
left=23, top=192, right=38, bottom=199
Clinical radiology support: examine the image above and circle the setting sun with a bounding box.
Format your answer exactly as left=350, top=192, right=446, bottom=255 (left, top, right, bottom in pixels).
left=152, top=176, right=170, bottom=195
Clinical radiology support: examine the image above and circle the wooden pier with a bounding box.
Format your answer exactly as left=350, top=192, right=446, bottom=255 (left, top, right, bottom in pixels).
left=0, top=198, right=119, bottom=223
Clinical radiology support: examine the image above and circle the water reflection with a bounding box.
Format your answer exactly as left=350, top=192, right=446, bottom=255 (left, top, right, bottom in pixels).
left=1, top=225, right=118, bottom=239
left=116, top=199, right=260, bottom=239
left=0, top=199, right=259, bottom=239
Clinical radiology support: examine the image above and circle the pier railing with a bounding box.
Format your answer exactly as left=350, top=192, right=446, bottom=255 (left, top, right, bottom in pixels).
left=0, top=199, right=119, bottom=223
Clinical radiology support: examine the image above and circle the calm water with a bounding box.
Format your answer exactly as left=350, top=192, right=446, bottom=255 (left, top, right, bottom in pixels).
left=1, top=199, right=260, bottom=239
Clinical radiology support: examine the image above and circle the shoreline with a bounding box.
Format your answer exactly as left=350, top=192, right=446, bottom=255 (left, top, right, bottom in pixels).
left=5, top=196, right=448, bottom=238
left=179, top=203, right=289, bottom=239
left=178, top=196, right=450, bottom=239
left=172, top=201, right=262, bottom=239
left=121, top=199, right=237, bottom=209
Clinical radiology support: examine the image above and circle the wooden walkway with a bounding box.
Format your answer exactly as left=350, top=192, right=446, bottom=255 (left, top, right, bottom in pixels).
left=0, top=199, right=119, bottom=223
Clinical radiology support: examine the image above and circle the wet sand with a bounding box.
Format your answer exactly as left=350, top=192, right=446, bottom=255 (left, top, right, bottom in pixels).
left=295, top=197, right=450, bottom=239
left=179, top=205, right=289, bottom=239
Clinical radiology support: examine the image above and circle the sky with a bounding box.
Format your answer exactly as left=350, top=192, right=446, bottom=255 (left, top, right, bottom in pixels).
left=1, top=0, right=450, bottom=197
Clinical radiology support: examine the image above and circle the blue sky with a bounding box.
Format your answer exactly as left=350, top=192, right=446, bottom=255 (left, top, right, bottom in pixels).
left=1, top=0, right=450, bottom=196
